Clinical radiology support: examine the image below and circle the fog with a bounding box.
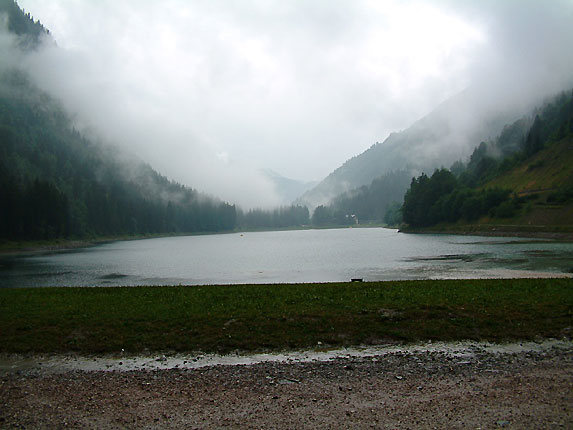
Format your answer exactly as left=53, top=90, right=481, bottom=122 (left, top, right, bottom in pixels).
left=8, top=0, right=573, bottom=207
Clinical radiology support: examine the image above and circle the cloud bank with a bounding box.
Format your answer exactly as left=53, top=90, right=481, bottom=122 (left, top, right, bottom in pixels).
left=6, top=0, right=573, bottom=207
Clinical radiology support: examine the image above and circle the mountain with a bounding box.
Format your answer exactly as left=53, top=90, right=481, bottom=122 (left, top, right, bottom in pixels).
left=401, top=90, right=573, bottom=233
left=297, top=88, right=536, bottom=209
left=0, top=71, right=237, bottom=240
left=310, top=170, right=412, bottom=226
left=0, top=1, right=237, bottom=241
left=261, top=169, right=317, bottom=205
left=0, top=0, right=48, bottom=48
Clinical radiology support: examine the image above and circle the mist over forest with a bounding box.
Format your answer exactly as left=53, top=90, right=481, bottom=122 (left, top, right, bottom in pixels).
left=1, top=0, right=573, bottom=240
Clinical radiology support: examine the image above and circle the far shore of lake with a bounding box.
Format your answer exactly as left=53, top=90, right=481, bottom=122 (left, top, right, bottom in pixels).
left=2, top=223, right=572, bottom=258
left=400, top=227, right=573, bottom=241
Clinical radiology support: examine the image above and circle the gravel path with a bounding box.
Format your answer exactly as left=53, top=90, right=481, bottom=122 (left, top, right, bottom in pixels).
left=1, top=343, right=572, bottom=429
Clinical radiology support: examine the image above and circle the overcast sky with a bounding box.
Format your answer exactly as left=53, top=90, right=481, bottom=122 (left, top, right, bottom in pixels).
left=13, top=0, right=573, bottom=207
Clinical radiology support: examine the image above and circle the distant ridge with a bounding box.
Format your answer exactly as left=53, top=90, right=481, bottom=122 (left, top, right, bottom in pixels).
left=297, top=88, right=534, bottom=209
left=261, top=169, right=317, bottom=205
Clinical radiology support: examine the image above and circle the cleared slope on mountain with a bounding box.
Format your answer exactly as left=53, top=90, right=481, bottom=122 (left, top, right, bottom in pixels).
left=480, top=136, right=573, bottom=230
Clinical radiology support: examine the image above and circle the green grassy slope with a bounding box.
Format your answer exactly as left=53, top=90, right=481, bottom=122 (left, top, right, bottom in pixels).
left=480, top=137, right=573, bottom=231
left=486, top=137, right=573, bottom=196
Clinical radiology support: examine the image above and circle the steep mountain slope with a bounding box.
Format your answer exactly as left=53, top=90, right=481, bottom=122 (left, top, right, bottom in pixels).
left=297, top=88, right=534, bottom=209
left=401, top=90, right=573, bottom=233
left=0, top=71, right=237, bottom=240
left=0, top=0, right=47, bottom=47
left=0, top=1, right=236, bottom=240
left=310, top=170, right=412, bottom=225
left=486, top=139, right=573, bottom=196
left=481, top=136, right=573, bottom=230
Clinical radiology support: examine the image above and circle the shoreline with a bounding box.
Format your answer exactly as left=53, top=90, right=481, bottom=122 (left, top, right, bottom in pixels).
left=0, top=229, right=302, bottom=257
left=2, top=225, right=572, bottom=258
left=399, top=227, right=573, bottom=241
left=0, top=239, right=111, bottom=258
left=2, top=278, right=571, bottom=427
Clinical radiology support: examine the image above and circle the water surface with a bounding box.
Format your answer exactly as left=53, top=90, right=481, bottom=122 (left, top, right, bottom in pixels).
left=1, top=228, right=571, bottom=287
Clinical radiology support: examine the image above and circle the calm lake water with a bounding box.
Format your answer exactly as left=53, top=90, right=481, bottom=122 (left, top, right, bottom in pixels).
left=1, top=228, right=572, bottom=288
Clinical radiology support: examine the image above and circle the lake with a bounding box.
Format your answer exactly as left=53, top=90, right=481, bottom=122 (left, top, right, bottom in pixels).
left=1, top=228, right=572, bottom=287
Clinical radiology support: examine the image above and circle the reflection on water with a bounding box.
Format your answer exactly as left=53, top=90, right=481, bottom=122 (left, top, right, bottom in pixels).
left=0, top=228, right=572, bottom=288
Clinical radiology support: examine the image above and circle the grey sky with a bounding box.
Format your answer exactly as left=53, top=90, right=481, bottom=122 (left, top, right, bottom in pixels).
left=12, top=0, right=573, bottom=207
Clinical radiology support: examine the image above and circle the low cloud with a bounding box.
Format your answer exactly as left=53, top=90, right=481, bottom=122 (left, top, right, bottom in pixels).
left=7, top=0, right=573, bottom=207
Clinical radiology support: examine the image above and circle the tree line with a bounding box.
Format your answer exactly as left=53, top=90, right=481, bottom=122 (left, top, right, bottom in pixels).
left=237, top=205, right=309, bottom=230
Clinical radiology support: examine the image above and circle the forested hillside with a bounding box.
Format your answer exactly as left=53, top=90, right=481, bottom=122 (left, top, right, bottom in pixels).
left=401, top=90, right=573, bottom=230
left=0, top=2, right=237, bottom=240
left=0, top=0, right=47, bottom=46
left=297, top=88, right=526, bottom=209
left=309, top=90, right=573, bottom=230
left=0, top=72, right=237, bottom=239
left=309, top=170, right=412, bottom=226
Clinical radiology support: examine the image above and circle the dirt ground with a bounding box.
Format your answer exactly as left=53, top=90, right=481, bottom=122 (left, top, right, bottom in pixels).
left=1, top=344, right=571, bottom=429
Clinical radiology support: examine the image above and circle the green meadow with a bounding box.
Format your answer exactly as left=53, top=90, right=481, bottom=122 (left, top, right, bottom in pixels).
left=1, top=278, right=571, bottom=354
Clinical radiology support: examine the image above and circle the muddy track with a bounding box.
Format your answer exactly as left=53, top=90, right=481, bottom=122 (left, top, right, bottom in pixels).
left=1, top=342, right=571, bottom=429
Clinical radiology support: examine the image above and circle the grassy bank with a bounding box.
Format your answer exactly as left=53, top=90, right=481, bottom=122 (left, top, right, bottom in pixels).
left=1, top=279, right=571, bottom=354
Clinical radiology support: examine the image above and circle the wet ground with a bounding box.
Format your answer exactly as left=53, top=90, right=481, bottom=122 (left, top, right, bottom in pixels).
left=1, top=339, right=571, bottom=375
left=1, top=340, right=572, bottom=429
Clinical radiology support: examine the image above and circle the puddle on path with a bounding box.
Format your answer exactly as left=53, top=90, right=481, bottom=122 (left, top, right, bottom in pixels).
left=1, top=339, right=571, bottom=375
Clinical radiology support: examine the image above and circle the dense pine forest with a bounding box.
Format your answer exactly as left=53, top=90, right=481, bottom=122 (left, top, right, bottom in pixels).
left=0, top=71, right=238, bottom=239
left=0, top=0, right=47, bottom=46
left=0, top=2, right=242, bottom=240
left=0, top=0, right=319, bottom=241
left=307, top=89, right=573, bottom=229
left=238, top=205, right=310, bottom=230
